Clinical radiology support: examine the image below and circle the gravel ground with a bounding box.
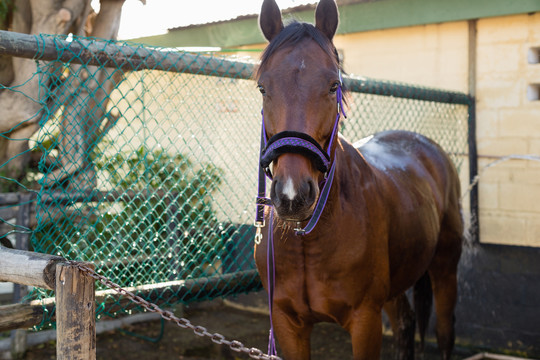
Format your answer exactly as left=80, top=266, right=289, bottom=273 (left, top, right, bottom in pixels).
left=20, top=292, right=482, bottom=360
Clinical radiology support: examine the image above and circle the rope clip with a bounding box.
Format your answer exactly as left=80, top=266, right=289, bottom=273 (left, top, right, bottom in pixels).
left=254, top=221, right=265, bottom=245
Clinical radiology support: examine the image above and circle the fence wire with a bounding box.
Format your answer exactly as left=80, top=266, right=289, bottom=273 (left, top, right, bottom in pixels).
left=0, top=32, right=470, bottom=330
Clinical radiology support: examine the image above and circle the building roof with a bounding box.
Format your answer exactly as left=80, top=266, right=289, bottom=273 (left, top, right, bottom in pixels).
left=131, top=0, right=540, bottom=49
left=167, top=4, right=316, bottom=33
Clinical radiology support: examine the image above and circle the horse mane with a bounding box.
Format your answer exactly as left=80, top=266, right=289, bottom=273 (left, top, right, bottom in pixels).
left=257, top=20, right=342, bottom=79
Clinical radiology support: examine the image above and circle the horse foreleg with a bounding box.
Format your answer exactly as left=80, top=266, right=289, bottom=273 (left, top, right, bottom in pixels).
left=383, top=293, right=415, bottom=360
left=272, top=307, right=313, bottom=360
left=348, top=304, right=383, bottom=360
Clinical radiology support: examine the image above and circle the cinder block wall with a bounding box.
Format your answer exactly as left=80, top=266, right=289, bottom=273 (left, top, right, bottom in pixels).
left=333, top=21, right=469, bottom=92
left=476, top=13, right=540, bottom=247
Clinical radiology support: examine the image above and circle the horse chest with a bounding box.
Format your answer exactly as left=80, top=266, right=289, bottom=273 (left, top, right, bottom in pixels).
left=302, top=243, right=370, bottom=321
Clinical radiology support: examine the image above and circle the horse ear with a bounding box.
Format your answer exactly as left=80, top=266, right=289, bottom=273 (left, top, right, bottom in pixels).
left=315, top=0, right=339, bottom=40
left=259, top=0, right=284, bottom=42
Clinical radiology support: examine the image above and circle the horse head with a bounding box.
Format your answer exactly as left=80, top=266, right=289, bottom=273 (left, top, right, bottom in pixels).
left=257, top=0, right=342, bottom=223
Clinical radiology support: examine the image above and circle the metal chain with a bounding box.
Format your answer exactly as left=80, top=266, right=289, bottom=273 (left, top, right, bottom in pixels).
left=67, top=261, right=282, bottom=360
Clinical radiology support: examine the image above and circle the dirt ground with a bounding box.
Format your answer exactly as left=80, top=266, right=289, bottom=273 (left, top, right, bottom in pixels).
left=20, top=292, right=482, bottom=360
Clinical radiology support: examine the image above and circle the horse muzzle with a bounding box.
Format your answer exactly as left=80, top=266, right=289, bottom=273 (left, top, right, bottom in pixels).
left=260, top=131, right=327, bottom=222
left=270, top=173, right=319, bottom=221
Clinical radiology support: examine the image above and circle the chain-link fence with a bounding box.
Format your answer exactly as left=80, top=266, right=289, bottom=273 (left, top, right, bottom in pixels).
left=0, top=31, right=471, bottom=330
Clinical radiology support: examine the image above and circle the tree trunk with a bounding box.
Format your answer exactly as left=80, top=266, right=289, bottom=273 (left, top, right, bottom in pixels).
left=0, top=0, right=127, bottom=186
left=42, top=0, right=126, bottom=190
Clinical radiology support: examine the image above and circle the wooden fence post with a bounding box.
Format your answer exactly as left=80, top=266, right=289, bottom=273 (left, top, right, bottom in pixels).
left=55, top=263, right=96, bottom=360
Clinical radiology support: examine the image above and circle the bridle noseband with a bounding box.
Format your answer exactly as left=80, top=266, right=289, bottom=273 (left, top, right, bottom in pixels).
left=260, top=131, right=331, bottom=177
left=255, top=72, right=346, bottom=238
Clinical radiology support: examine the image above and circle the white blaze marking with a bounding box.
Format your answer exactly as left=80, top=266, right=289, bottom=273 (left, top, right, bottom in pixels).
left=300, top=59, right=306, bottom=70
left=282, top=177, right=297, bottom=200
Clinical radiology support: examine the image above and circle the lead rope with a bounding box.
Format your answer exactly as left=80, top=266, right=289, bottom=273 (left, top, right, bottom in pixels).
left=267, top=210, right=277, bottom=355
left=255, top=114, right=278, bottom=356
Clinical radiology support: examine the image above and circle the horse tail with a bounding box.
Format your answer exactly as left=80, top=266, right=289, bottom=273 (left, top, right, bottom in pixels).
left=413, top=271, right=433, bottom=352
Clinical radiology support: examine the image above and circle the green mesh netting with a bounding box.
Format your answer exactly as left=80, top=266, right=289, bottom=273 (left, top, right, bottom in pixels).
left=1, top=33, right=470, bottom=329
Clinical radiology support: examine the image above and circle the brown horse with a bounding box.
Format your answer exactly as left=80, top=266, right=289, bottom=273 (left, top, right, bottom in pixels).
left=253, top=1, right=463, bottom=359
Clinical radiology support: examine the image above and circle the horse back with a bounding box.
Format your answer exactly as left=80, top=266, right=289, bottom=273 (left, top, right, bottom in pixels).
left=355, top=130, right=461, bottom=208
left=353, top=130, right=462, bottom=297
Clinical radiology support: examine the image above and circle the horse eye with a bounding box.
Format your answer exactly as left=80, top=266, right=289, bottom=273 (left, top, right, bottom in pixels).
left=258, top=85, right=266, bottom=95
left=329, top=82, right=339, bottom=94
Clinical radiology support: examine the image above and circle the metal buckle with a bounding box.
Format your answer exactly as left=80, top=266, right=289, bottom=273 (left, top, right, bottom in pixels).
left=254, top=221, right=265, bottom=245
left=294, top=222, right=305, bottom=236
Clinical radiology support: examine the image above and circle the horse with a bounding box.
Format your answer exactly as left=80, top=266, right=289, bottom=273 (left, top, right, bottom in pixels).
left=252, top=0, right=463, bottom=359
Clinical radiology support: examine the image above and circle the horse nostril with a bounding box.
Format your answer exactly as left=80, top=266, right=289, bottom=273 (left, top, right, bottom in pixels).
left=270, top=179, right=283, bottom=208
left=305, top=178, right=318, bottom=205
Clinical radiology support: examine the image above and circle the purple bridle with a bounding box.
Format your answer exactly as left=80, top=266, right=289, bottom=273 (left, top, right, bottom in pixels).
left=255, top=73, right=345, bottom=236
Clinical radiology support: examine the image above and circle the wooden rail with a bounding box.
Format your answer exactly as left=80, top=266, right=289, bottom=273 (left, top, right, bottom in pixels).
left=0, top=245, right=65, bottom=290
left=0, top=268, right=260, bottom=331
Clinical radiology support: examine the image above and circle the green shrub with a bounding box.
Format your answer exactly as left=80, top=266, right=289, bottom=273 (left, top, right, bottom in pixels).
left=34, top=146, right=225, bottom=284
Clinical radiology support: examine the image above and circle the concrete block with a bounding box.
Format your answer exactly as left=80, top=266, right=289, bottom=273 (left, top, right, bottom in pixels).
left=476, top=109, right=499, bottom=138
left=477, top=163, right=527, bottom=183
left=477, top=15, right=529, bottom=45
left=525, top=12, right=540, bottom=44
left=477, top=138, right=528, bottom=157
left=477, top=43, right=522, bottom=74
left=499, top=182, right=540, bottom=212
left=432, top=21, right=469, bottom=49
left=525, top=66, right=540, bottom=85
left=478, top=182, right=499, bottom=210
left=498, top=108, right=540, bottom=138
left=526, top=216, right=540, bottom=247
left=527, top=139, right=540, bottom=156
left=510, top=167, right=540, bottom=183
left=476, top=78, right=523, bottom=109
left=479, top=211, right=527, bottom=245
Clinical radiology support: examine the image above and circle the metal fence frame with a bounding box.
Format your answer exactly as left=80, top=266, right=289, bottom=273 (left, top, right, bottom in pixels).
left=1, top=30, right=478, bottom=241
left=0, top=30, right=477, bottom=328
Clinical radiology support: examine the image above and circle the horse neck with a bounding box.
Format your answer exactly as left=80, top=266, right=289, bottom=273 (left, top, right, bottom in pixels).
left=270, top=139, right=374, bottom=243
left=328, top=137, right=376, bottom=212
